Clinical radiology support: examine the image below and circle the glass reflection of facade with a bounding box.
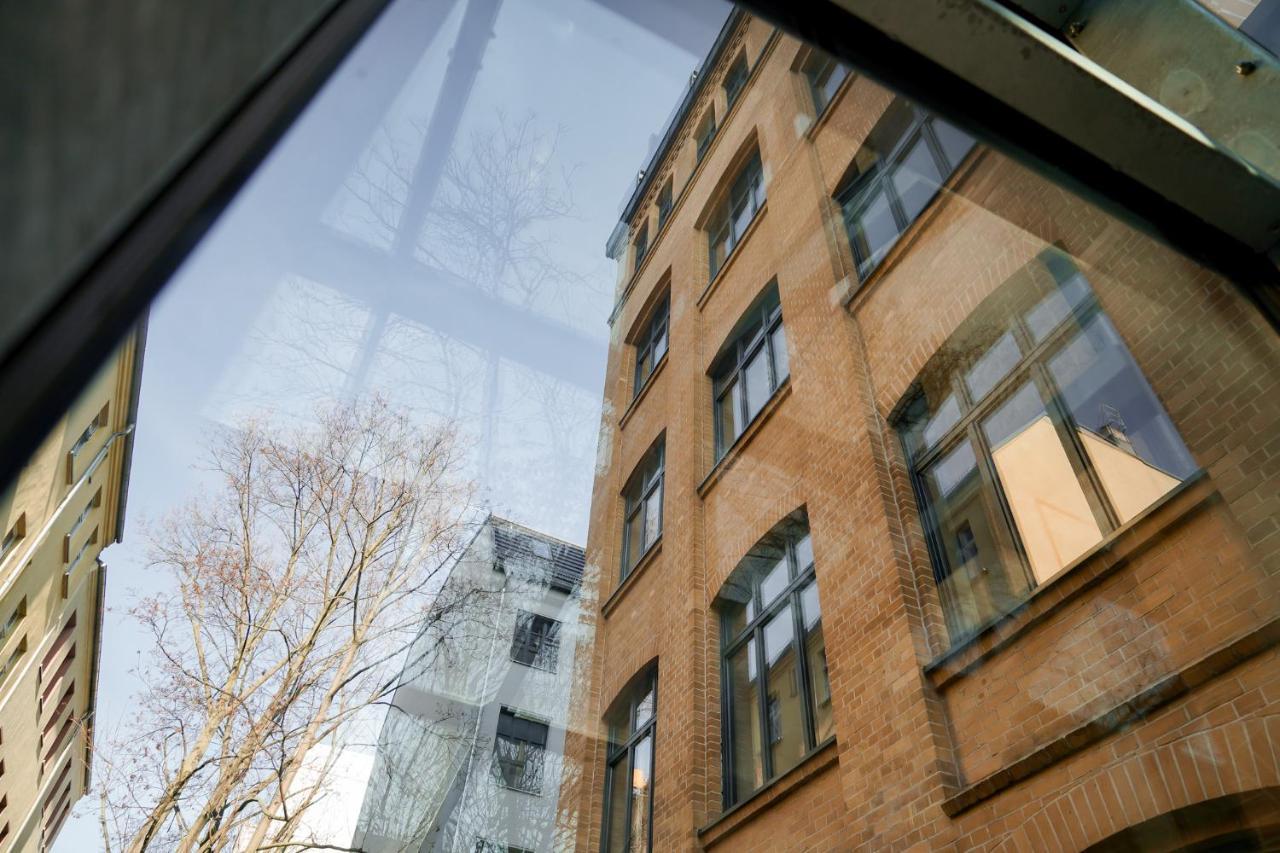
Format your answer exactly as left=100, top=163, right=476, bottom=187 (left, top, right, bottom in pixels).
left=353, top=518, right=584, bottom=853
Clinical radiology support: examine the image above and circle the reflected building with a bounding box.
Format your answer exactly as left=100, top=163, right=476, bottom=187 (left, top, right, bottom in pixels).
left=0, top=325, right=145, bottom=852
left=353, top=516, right=585, bottom=853
left=562, top=7, right=1280, bottom=852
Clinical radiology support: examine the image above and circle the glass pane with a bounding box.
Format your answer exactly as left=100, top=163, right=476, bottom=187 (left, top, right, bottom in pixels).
left=628, top=735, right=653, bottom=852
left=793, top=532, right=813, bottom=572
left=770, top=323, right=789, bottom=383
left=605, top=756, right=629, bottom=853
left=762, top=605, right=805, bottom=775
left=891, top=134, right=945, bottom=224
left=743, top=346, right=771, bottom=422
left=920, top=440, right=1028, bottom=635
left=799, top=580, right=833, bottom=743
left=964, top=330, right=1021, bottom=402
left=821, top=63, right=848, bottom=109
left=625, top=509, right=644, bottom=572
left=716, top=379, right=741, bottom=455
left=635, top=681, right=655, bottom=728
left=643, top=484, right=662, bottom=550
left=1048, top=315, right=1196, bottom=522
left=758, top=554, right=790, bottom=608
left=982, top=382, right=1103, bottom=582
left=1025, top=271, right=1092, bottom=342
left=719, top=576, right=754, bottom=640
left=636, top=347, right=653, bottom=389
left=850, top=186, right=898, bottom=271
left=932, top=117, right=975, bottom=168
left=653, top=323, right=668, bottom=363
left=727, top=639, right=763, bottom=800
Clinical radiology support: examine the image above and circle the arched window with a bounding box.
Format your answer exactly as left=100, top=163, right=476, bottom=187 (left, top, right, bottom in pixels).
left=620, top=438, right=663, bottom=580
left=717, top=512, right=832, bottom=807
left=710, top=282, right=789, bottom=460
left=602, top=665, right=657, bottom=852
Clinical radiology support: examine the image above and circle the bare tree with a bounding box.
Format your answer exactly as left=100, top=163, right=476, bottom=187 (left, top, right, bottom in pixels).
left=96, top=399, right=489, bottom=852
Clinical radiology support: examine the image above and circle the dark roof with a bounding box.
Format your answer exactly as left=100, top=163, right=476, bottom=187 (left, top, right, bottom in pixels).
left=493, top=521, right=585, bottom=593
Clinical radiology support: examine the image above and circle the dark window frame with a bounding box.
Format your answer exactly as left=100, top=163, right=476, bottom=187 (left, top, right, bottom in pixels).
left=718, top=520, right=827, bottom=808
left=656, top=179, right=673, bottom=229
left=695, top=110, right=718, bottom=164
left=633, top=297, right=670, bottom=398
left=707, top=152, right=765, bottom=279
left=896, top=264, right=1195, bottom=641
left=723, top=53, right=749, bottom=108
left=492, top=707, right=549, bottom=795
left=620, top=439, right=664, bottom=580
left=510, top=610, right=561, bottom=672
left=633, top=222, right=650, bottom=273
left=836, top=101, right=974, bottom=280
left=711, top=284, right=788, bottom=460
left=801, top=51, right=849, bottom=116
left=601, top=667, right=657, bottom=853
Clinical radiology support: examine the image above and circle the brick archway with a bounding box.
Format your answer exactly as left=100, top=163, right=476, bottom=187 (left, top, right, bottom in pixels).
left=978, top=716, right=1280, bottom=851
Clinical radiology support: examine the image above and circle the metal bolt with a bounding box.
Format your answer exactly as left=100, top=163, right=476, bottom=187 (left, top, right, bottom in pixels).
left=1236, top=60, right=1257, bottom=76
left=1066, top=20, right=1087, bottom=38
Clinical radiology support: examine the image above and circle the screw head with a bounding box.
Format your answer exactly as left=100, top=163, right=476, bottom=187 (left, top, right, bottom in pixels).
left=1236, top=60, right=1258, bottom=76
left=1066, top=20, right=1087, bottom=38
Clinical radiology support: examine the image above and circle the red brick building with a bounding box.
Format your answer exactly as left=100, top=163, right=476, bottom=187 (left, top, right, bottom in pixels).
left=560, top=10, right=1280, bottom=851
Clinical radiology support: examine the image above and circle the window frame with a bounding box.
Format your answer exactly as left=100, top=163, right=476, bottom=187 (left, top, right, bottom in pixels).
left=633, top=221, right=649, bottom=273
left=509, top=609, right=561, bottom=672
left=718, top=522, right=828, bottom=808
left=632, top=296, right=669, bottom=399
left=620, top=440, right=664, bottom=580
left=836, top=102, right=974, bottom=280
left=707, top=153, right=765, bottom=280
left=601, top=667, right=657, bottom=853
left=492, top=707, right=549, bottom=796
left=711, top=285, right=788, bottom=460
left=801, top=51, right=849, bottom=116
left=656, top=179, right=673, bottom=229
left=897, top=270, right=1193, bottom=641
left=723, top=53, right=749, bottom=109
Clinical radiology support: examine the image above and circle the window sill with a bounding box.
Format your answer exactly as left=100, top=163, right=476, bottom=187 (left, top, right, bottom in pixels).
left=618, top=354, right=668, bottom=431
left=509, top=654, right=558, bottom=675
left=697, top=737, right=838, bottom=847
left=497, top=782, right=543, bottom=798
left=698, top=379, right=791, bottom=500
left=924, top=471, right=1217, bottom=689
left=697, top=201, right=768, bottom=313
left=601, top=537, right=662, bottom=619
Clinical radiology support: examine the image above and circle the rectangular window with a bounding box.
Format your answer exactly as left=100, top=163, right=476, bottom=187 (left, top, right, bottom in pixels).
left=0, top=597, right=26, bottom=648
left=897, top=257, right=1197, bottom=640
left=510, top=610, right=560, bottom=672
left=712, top=284, right=788, bottom=460
left=0, top=515, right=24, bottom=563
left=695, top=110, right=717, bottom=163
left=493, top=707, right=548, bottom=795
left=656, top=179, right=673, bottom=229
left=0, top=637, right=26, bottom=691
left=837, top=99, right=974, bottom=280
left=620, top=440, right=664, bottom=579
left=66, top=403, right=110, bottom=484
left=633, top=222, right=649, bottom=273
left=802, top=51, right=849, bottom=115
left=707, top=153, right=765, bottom=278
left=723, top=54, right=748, bottom=108
left=632, top=297, right=669, bottom=397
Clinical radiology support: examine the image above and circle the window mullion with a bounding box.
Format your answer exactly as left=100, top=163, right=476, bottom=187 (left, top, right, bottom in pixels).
left=968, top=419, right=1036, bottom=594
left=754, top=624, right=772, bottom=782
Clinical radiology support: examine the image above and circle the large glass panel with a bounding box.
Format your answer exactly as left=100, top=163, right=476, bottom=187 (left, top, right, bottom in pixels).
left=770, top=323, right=789, bottom=383
left=1025, top=272, right=1092, bottom=342
left=716, top=379, right=741, bottom=453
left=892, top=134, right=945, bottom=224
left=604, top=756, right=629, bottom=852
left=1048, top=315, right=1197, bottom=522
left=761, top=605, right=805, bottom=775
left=849, top=187, right=898, bottom=270
left=799, top=580, right=833, bottom=742
left=628, top=735, right=653, bottom=852
left=743, top=345, right=771, bottom=422
left=964, top=331, right=1021, bottom=402
left=932, top=118, right=976, bottom=168
left=643, top=485, right=662, bottom=550
left=982, top=381, right=1102, bottom=581
left=727, top=639, right=763, bottom=797
left=920, top=440, right=1026, bottom=633
left=758, top=554, right=790, bottom=608
left=625, top=509, right=644, bottom=571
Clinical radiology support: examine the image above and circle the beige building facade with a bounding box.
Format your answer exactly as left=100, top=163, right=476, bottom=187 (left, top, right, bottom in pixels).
left=0, top=327, right=144, bottom=852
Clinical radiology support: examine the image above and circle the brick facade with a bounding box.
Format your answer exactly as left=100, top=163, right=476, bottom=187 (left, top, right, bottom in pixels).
left=559, top=12, right=1280, bottom=851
